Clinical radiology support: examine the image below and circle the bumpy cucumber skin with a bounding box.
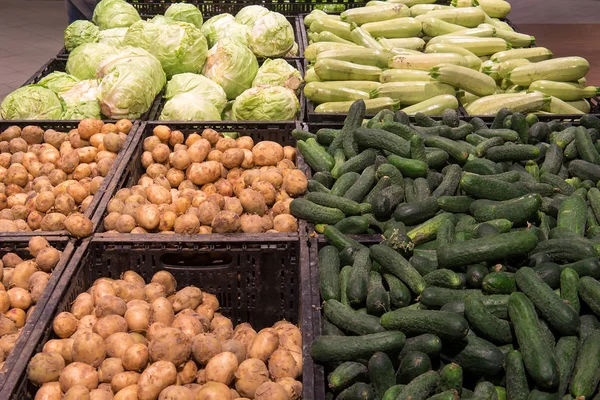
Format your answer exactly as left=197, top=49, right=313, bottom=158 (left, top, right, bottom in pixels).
left=323, top=299, right=385, bottom=335
left=465, top=296, right=513, bottom=344
left=438, top=363, right=463, bottom=395
left=570, top=331, right=600, bottom=398
left=506, top=351, right=530, bottom=400
left=370, top=244, right=426, bottom=294
left=328, top=361, right=369, bottom=392
left=318, top=246, right=341, bottom=302
left=381, top=309, right=469, bottom=341
left=440, top=335, right=505, bottom=377
left=311, top=331, right=406, bottom=363
left=397, top=350, right=432, bottom=384
left=369, top=351, right=396, bottom=399
left=560, top=268, right=580, bottom=313
left=578, top=276, right=600, bottom=316
left=398, top=370, right=439, bottom=400
left=555, top=336, right=579, bottom=397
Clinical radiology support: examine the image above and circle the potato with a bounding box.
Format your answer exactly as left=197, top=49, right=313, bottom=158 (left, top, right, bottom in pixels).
left=27, top=352, right=65, bottom=385
left=213, top=325, right=234, bottom=342
left=196, top=201, right=220, bottom=226
left=11, top=259, right=38, bottom=289
left=90, top=388, right=114, bottom=400
left=95, top=295, right=127, bottom=318
left=196, top=368, right=207, bottom=384
left=135, top=204, right=160, bottom=231
left=187, top=161, right=221, bottom=186
left=79, top=314, right=98, bottom=330
left=172, top=314, right=203, bottom=339
left=114, top=384, right=138, bottom=400
left=0, top=292, right=10, bottom=314
left=0, top=332, right=18, bottom=356
left=205, top=351, right=238, bottom=385
left=59, top=362, right=99, bottom=392
left=221, top=148, right=245, bottom=169
left=282, top=170, right=307, bottom=197
left=240, top=214, right=265, bottom=233
left=72, top=331, right=106, bottom=367
left=148, top=327, right=191, bottom=366
left=273, top=215, right=298, bottom=233
left=171, top=150, right=191, bottom=171
left=196, top=382, right=231, bottom=400
left=159, top=385, right=194, bottom=400
left=177, top=360, right=198, bottom=385
left=173, top=213, right=200, bottom=234
left=274, top=323, right=302, bottom=348
left=238, top=189, right=267, bottom=216
left=79, top=120, right=103, bottom=140
left=248, top=328, right=279, bottom=363
left=277, top=378, right=302, bottom=400
left=124, top=306, right=150, bottom=333
left=6, top=308, right=26, bottom=328
left=36, top=247, right=61, bottom=272
left=8, top=287, right=32, bottom=309
left=121, top=343, right=148, bottom=372
left=158, top=211, right=177, bottom=231
left=146, top=184, right=171, bottom=205
left=252, top=180, right=277, bottom=205
left=214, top=179, right=233, bottom=197
left=254, top=382, right=290, bottom=400
left=207, top=150, right=222, bottom=163
left=111, top=372, right=140, bottom=393
left=63, top=213, right=93, bottom=238
left=53, top=312, right=78, bottom=338
left=221, top=339, right=247, bottom=365
left=211, top=210, right=241, bottom=233
left=151, top=297, right=175, bottom=326
left=115, top=119, right=132, bottom=134
left=93, top=315, right=128, bottom=339
left=187, top=139, right=211, bottom=163
left=272, top=198, right=293, bottom=216
left=172, top=286, right=202, bottom=312
left=64, top=385, right=90, bottom=400
left=138, top=360, right=177, bottom=400
left=105, top=332, right=135, bottom=359
left=268, top=348, right=299, bottom=380
left=234, top=358, right=269, bottom=398
left=98, top=358, right=124, bottom=383
left=34, top=191, right=56, bottom=213
left=92, top=280, right=116, bottom=303
left=191, top=333, right=221, bottom=365
left=211, top=314, right=233, bottom=331
left=233, top=324, right=257, bottom=353
left=252, top=142, right=284, bottom=166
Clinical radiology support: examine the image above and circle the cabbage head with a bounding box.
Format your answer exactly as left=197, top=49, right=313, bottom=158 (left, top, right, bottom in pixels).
left=66, top=42, right=116, bottom=80
left=64, top=20, right=99, bottom=52
left=124, top=20, right=208, bottom=77
left=165, top=73, right=227, bottom=113
left=62, top=101, right=101, bottom=120
left=98, top=27, right=128, bottom=47
left=60, top=79, right=102, bottom=119
left=248, top=12, right=294, bottom=58
left=159, top=93, right=221, bottom=121
left=38, top=72, right=80, bottom=94
left=93, top=0, right=141, bottom=29
left=201, top=14, right=249, bottom=48
left=235, top=5, right=269, bottom=27
left=0, top=85, right=64, bottom=120
left=252, top=59, right=303, bottom=92
left=96, top=47, right=165, bottom=119
left=232, top=85, right=299, bottom=121
left=203, top=38, right=258, bottom=100
left=286, top=42, right=299, bottom=57
left=165, top=3, right=203, bottom=29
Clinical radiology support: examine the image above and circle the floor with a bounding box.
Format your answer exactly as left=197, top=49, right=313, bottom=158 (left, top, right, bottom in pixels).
left=0, top=0, right=598, bottom=101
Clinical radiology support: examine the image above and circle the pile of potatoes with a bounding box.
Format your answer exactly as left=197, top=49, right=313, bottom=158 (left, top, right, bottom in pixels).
left=0, top=236, right=63, bottom=366
left=0, top=118, right=134, bottom=238
left=27, top=270, right=303, bottom=400
left=102, top=125, right=308, bottom=234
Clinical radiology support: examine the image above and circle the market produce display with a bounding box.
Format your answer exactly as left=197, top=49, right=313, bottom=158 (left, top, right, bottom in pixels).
left=295, top=99, right=600, bottom=398
left=26, top=270, right=303, bottom=399
left=0, top=119, right=133, bottom=237
left=302, top=0, right=599, bottom=115
left=0, top=237, right=63, bottom=367
left=102, top=125, right=307, bottom=234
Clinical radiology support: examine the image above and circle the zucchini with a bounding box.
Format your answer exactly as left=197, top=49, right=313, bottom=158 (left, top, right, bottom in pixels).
left=323, top=299, right=385, bottom=335
left=430, top=63, right=497, bottom=96
left=315, top=58, right=382, bottom=82
left=310, top=331, right=406, bottom=363
left=381, top=309, right=469, bottom=340
left=402, top=95, right=460, bottom=116
left=569, top=331, right=600, bottom=399
left=440, top=335, right=504, bottom=377
left=506, top=351, right=530, bottom=400
left=328, top=362, right=369, bottom=392
left=507, top=56, right=590, bottom=86
left=318, top=246, right=341, bottom=302
left=398, top=351, right=432, bottom=384
left=369, top=352, right=396, bottom=399
left=370, top=243, right=426, bottom=294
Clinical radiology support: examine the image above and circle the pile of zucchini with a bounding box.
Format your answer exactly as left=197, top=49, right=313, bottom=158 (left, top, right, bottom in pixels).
left=296, top=100, right=600, bottom=399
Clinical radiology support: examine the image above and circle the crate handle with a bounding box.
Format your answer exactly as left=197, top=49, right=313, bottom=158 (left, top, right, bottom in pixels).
left=159, top=252, right=234, bottom=270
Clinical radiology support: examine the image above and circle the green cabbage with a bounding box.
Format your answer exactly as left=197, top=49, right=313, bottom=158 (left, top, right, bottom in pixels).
left=286, top=42, right=299, bottom=57
left=92, top=0, right=141, bottom=29
left=203, top=37, right=258, bottom=100
left=232, top=85, right=299, bottom=121
left=96, top=47, right=166, bottom=119
left=165, top=73, right=227, bottom=113
left=62, top=101, right=101, bottom=120
left=164, top=3, right=203, bottom=29
left=235, top=5, right=269, bottom=27
left=252, top=59, right=303, bottom=92
left=97, top=27, right=128, bottom=47
left=0, top=85, right=64, bottom=120
left=248, top=12, right=294, bottom=58
left=150, top=15, right=173, bottom=25
left=123, top=20, right=208, bottom=78
left=66, top=42, right=116, bottom=80
left=64, top=20, right=99, bottom=52
left=201, top=14, right=249, bottom=48
left=159, top=92, right=221, bottom=121
left=38, top=72, right=80, bottom=94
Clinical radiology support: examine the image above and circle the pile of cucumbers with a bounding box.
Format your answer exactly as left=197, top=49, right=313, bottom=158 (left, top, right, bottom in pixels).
left=296, top=99, right=600, bottom=399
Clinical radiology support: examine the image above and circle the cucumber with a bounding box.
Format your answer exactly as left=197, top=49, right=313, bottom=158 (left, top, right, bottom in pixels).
left=311, top=331, right=406, bottom=363
left=506, top=351, right=530, bottom=400
left=436, top=219, right=456, bottom=248
left=438, top=196, right=475, bottom=213
left=560, top=258, right=600, bottom=279
left=460, top=173, right=529, bottom=201
left=324, top=299, right=385, bottom=335
left=387, top=154, right=429, bottom=178
left=411, top=134, right=428, bottom=164
left=335, top=149, right=378, bottom=178
left=477, top=128, right=519, bottom=141
left=465, top=296, right=513, bottom=344
left=394, top=197, right=440, bottom=225
left=337, top=382, right=375, bottom=400
left=370, top=243, right=426, bottom=294
left=473, top=382, right=498, bottom=400
left=467, top=264, right=489, bottom=289
left=560, top=268, right=580, bottom=313
left=366, top=271, right=390, bottom=316
left=298, top=140, right=334, bottom=172
left=335, top=216, right=370, bottom=234
left=306, top=192, right=362, bottom=216
left=414, top=178, right=432, bottom=202
left=439, top=363, right=463, bottom=395
left=340, top=265, right=352, bottom=306
left=424, top=269, right=462, bottom=289
left=515, top=267, right=579, bottom=336
left=533, top=263, right=562, bottom=289
left=323, top=225, right=364, bottom=251
left=331, top=172, right=361, bottom=196
left=420, top=287, right=482, bottom=308
left=347, top=248, right=371, bottom=307
left=579, top=315, right=600, bottom=344
left=398, top=333, right=443, bottom=360
left=383, top=385, right=406, bottom=400
left=344, top=165, right=376, bottom=203
left=538, top=318, right=557, bottom=351
left=482, top=272, right=517, bottom=294
left=292, top=128, right=316, bottom=141
left=540, top=173, right=575, bottom=195
left=290, top=199, right=345, bottom=224
left=426, top=148, right=451, bottom=169
left=556, top=192, right=587, bottom=237
left=570, top=331, right=600, bottom=399
left=471, top=194, right=542, bottom=225
left=381, top=309, right=469, bottom=340
left=316, top=128, right=340, bottom=146
left=323, top=318, right=345, bottom=336
left=464, top=158, right=504, bottom=175
left=330, top=149, right=346, bottom=178
left=568, top=159, right=600, bottom=183
left=364, top=176, right=392, bottom=205
left=578, top=276, right=600, bottom=316
left=369, top=352, right=396, bottom=399
left=427, top=390, right=460, bottom=400
left=398, top=351, right=432, bottom=384
left=440, top=335, right=504, bottom=377
left=371, top=185, right=405, bottom=219
left=476, top=136, right=505, bottom=157
left=575, top=126, right=600, bottom=164
left=355, top=127, right=411, bottom=157
left=555, top=336, right=579, bottom=398
left=318, top=246, right=341, bottom=302
left=486, top=144, right=540, bottom=162
left=532, top=238, right=596, bottom=263
left=408, top=213, right=455, bottom=246
left=328, top=362, right=369, bottom=392
left=424, top=135, right=470, bottom=164
left=508, top=292, right=559, bottom=390
left=384, top=273, right=412, bottom=308
left=308, top=179, right=331, bottom=193
left=377, top=163, right=404, bottom=186
left=398, top=371, right=439, bottom=400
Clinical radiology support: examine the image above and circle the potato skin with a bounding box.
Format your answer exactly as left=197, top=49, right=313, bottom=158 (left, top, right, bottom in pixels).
left=27, top=352, right=65, bottom=385
left=205, top=351, right=238, bottom=385
left=254, top=381, right=290, bottom=400
left=248, top=328, right=280, bottom=363
left=252, top=142, right=284, bottom=166
left=137, top=360, right=177, bottom=400
left=59, top=362, right=99, bottom=392
left=148, top=327, right=191, bottom=366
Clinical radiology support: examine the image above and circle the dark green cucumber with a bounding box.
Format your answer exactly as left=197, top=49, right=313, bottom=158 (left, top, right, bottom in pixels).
left=384, top=229, right=415, bottom=257
left=323, top=299, right=385, bottom=335
left=570, top=331, right=600, bottom=399
left=306, top=192, right=362, bottom=216
left=423, top=135, right=469, bottom=164
left=308, top=179, right=331, bottom=193
left=377, top=163, right=404, bottom=186
left=322, top=318, right=345, bottom=336
left=290, top=199, right=345, bottom=224
left=318, top=246, right=341, bottom=302
left=464, top=296, right=513, bottom=344
left=532, top=238, right=596, bottom=263
left=334, top=216, right=370, bottom=234
left=555, top=336, right=579, bottom=397
left=579, top=314, right=600, bottom=345
left=398, top=370, right=439, bottom=400
left=340, top=265, right=352, bottom=306
left=424, top=269, right=462, bottom=289
left=476, top=136, right=505, bottom=157
left=477, top=128, right=519, bottom=142
left=529, top=121, right=551, bottom=144
left=398, top=334, right=442, bottom=360
left=323, top=225, right=363, bottom=251
left=552, top=126, right=577, bottom=148
left=316, top=127, right=340, bottom=146
left=575, top=126, right=600, bottom=164
left=335, top=149, right=378, bottom=179
left=310, top=331, right=406, bottom=363
left=460, top=173, right=529, bottom=201
left=383, top=385, right=406, bottom=400
left=314, top=172, right=335, bottom=189
left=560, top=268, right=580, bottom=313
left=331, top=148, right=346, bottom=178
left=440, top=335, right=504, bottom=377
left=384, top=273, right=412, bottom=309
left=467, top=133, right=488, bottom=146
left=344, top=165, right=376, bottom=203
left=515, top=267, right=579, bottom=336
left=308, top=138, right=337, bottom=170
left=436, top=218, right=456, bottom=248
left=442, top=109, right=460, bottom=127
left=472, top=194, right=543, bottom=225
left=341, top=102, right=365, bottom=158
left=427, top=389, right=460, bottom=400
left=369, top=352, right=396, bottom=399
left=347, top=247, right=371, bottom=307
left=540, top=144, right=563, bottom=176
left=526, top=160, right=540, bottom=181
left=556, top=191, right=587, bottom=237
left=364, top=175, right=392, bottom=204
left=508, top=292, right=559, bottom=390
left=578, top=276, right=600, bottom=316
left=381, top=309, right=469, bottom=340
left=337, top=382, right=375, bottom=400
left=464, top=157, right=504, bottom=175
left=382, top=120, right=419, bottom=140
left=426, top=148, right=450, bottom=169
left=394, top=197, right=439, bottom=226
left=328, top=361, right=369, bottom=392
left=560, top=258, right=600, bottom=279
left=512, top=112, right=529, bottom=143
left=486, top=144, right=540, bottom=162
left=467, top=264, right=489, bottom=289
left=414, top=178, right=432, bottom=201
left=371, top=185, right=405, bottom=219
left=330, top=172, right=359, bottom=197
left=432, top=165, right=462, bottom=198
left=370, top=243, right=426, bottom=294
left=473, top=222, right=501, bottom=238
left=540, top=173, right=575, bottom=195
left=355, top=127, right=411, bottom=157
left=292, top=128, right=316, bottom=141
left=506, top=351, right=530, bottom=400
left=411, top=134, right=428, bottom=164
left=397, top=351, right=432, bottom=384
left=437, top=231, right=538, bottom=269
left=419, top=287, right=482, bottom=308
left=482, top=272, right=517, bottom=294
left=472, top=382, right=498, bottom=400
left=532, top=262, right=562, bottom=289
left=407, top=213, right=455, bottom=246
left=438, top=363, right=463, bottom=395
left=438, top=196, right=475, bottom=213
left=387, top=154, right=428, bottom=178
left=367, top=271, right=390, bottom=317
left=588, top=188, right=600, bottom=222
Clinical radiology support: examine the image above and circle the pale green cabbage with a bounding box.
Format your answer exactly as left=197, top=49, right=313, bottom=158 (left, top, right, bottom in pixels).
left=165, top=3, right=203, bottom=29
left=62, top=101, right=102, bottom=120
left=150, top=15, right=173, bottom=25
left=235, top=5, right=269, bottom=27
left=165, top=73, right=227, bottom=113
left=232, top=85, right=299, bottom=121
left=159, top=92, right=221, bottom=121
left=0, top=85, right=64, bottom=120
left=64, top=20, right=100, bottom=52
left=96, top=47, right=166, bottom=119
left=286, top=42, right=299, bottom=57
left=66, top=42, right=116, bottom=80
left=201, top=14, right=249, bottom=48
left=92, top=0, right=141, bottom=29
left=252, top=59, right=303, bottom=92
left=203, top=37, right=258, bottom=99
left=38, top=72, right=80, bottom=94
left=98, top=27, right=128, bottom=47
left=248, top=12, right=294, bottom=58
left=123, top=20, right=208, bottom=78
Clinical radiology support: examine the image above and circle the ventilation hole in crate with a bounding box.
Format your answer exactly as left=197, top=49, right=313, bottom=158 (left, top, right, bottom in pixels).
left=160, top=252, right=233, bottom=270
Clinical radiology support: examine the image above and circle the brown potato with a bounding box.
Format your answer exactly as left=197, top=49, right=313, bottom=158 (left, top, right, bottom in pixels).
left=95, top=295, right=127, bottom=318
left=186, top=161, right=221, bottom=186
left=196, top=382, right=231, bottom=400
left=137, top=360, right=177, bottom=400
left=121, top=343, right=148, bottom=371
left=236, top=136, right=254, bottom=150
left=115, top=119, right=133, bottom=134
left=59, top=362, right=99, bottom=392
left=213, top=325, right=234, bottom=342
left=150, top=297, right=175, bottom=326
left=34, top=192, right=55, bottom=213
left=8, top=287, right=32, bottom=309
left=159, top=385, right=194, bottom=400
left=79, top=314, right=98, bottom=330
left=191, top=333, right=221, bottom=365
left=211, top=210, right=241, bottom=233
left=153, top=125, right=171, bottom=143
left=240, top=213, right=265, bottom=233
left=63, top=213, right=93, bottom=238
left=113, top=384, right=138, bottom=400
left=277, top=378, right=302, bottom=400
left=78, top=120, right=103, bottom=140
left=272, top=198, right=293, bottom=216
left=98, top=357, right=124, bottom=383
left=187, top=139, right=211, bottom=163
left=40, top=213, right=66, bottom=231
left=72, top=331, right=106, bottom=367
left=35, top=246, right=61, bottom=272
left=221, top=339, right=247, bottom=365
left=172, top=314, right=203, bottom=339
left=148, top=327, right=191, bottom=366
left=27, top=352, right=65, bottom=385
left=214, top=179, right=233, bottom=197
left=283, top=146, right=296, bottom=161
left=233, top=324, right=258, bottom=353
left=221, top=148, right=244, bottom=169
left=206, top=150, right=222, bottom=163
left=235, top=358, right=269, bottom=399
left=173, top=213, right=200, bottom=234
left=205, top=351, right=238, bottom=385
left=71, top=293, right=94, bottom=319
left=93, top=315, right=128, bottom=339
left=274, top=323, right=302, bottom=348
left=273, top=214, right=298, bottom=233
left=146, top=185, right=171, bottom=205
left=282, top=170, right=307, bottom=197
left=135, top=204, right=160, bottom=231
left=172, top=286, right=203, bottom=312
left=151, top=271, right=176, bottom=296
left=0, top=292, right=8, bottom=314
left=254, top=382, right=290, bottom=400
left=268, top=348, right=299, bottom=380
left=238, top=189, right=267, bottom=216
left=34, top=381, right=63, bottom=400
left=5, top=308, right=26, bottom=328
left=252, top=142, right=284, bottom=166
left=111, top=372, right=140, bottom=393
left=248, top=328, right=279, bottom=363
left=105, top=332, right=135, bottom=359
left=53, top=312, right=78, bottom=338
left=177, top=360, right=198, bottom=385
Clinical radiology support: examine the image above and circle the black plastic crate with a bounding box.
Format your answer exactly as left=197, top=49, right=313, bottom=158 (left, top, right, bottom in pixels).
left=153, top=59, right=306, bottom=123
left=0, top=121, right=142, bottom=240
left=1, top=234, right=316, bottom=399
left=93, top=121, right=310, bottom=238
left=0, top=237, right=74, bottom=395
left=22, top=58, right=162, bottom=121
